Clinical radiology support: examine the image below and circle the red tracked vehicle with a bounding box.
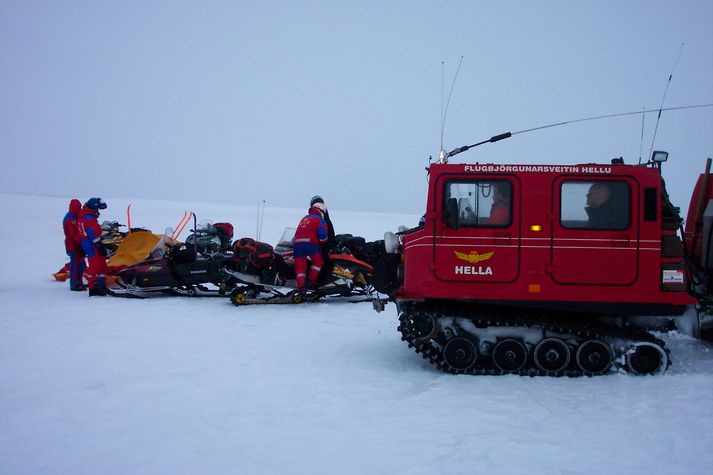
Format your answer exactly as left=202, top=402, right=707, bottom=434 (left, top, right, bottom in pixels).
left=374, top=148, right=713, bottom=376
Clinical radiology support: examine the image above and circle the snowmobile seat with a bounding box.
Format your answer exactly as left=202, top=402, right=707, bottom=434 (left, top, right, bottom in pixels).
left=170, top=243, right=197, bottom=263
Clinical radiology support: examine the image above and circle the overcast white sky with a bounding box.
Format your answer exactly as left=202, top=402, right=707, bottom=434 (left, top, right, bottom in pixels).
left=1, top=0, right=711, bottom=214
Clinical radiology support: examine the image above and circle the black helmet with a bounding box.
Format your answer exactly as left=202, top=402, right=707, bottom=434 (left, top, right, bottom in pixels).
left=310, top=195, right=324, bottom=206
left=86, top=197, right=107, bottom=211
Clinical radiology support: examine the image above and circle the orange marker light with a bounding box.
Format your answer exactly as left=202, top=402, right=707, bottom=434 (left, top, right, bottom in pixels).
left=529, top=224, right=543, bottom=232
left=528, top=284, right=541, bottom=293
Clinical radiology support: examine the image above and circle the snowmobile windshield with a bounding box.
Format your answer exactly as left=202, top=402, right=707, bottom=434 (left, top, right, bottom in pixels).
left=195, top=220, right=216, bottom=235
left=277, top=228, right=296, bottom=248
left=101, top=220, right=122, bottom=232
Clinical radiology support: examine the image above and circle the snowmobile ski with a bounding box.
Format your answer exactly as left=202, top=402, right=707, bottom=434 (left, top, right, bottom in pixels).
left=224, top=268, right=377, bottom=306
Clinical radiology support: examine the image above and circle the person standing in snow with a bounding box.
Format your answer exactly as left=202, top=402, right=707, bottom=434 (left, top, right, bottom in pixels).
left=79, top=197, right=109, bottom=296
left=309, top=195, right=335, bottom=247
left=309, top=195, right=337, bottom=281
left=63, top=198, right=86, bottom=291
left=293, top=202, right=329, bottom=291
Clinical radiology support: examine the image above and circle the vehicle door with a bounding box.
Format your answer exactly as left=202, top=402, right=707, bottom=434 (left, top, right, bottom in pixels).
left=551, top=177, right=639, bottom=285
left=433, top=176, right=520, bottom=283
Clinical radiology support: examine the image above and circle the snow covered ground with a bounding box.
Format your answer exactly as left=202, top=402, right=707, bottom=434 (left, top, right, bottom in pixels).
left=2, top=193, right=713, bottom=475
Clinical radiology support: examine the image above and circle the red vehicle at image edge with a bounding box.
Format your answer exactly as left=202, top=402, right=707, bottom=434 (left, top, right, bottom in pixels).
left=371, top=149, right=713, bottom=376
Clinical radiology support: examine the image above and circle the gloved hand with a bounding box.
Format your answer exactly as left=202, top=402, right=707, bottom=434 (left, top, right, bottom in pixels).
left=96, top=242, right=107, bottom=257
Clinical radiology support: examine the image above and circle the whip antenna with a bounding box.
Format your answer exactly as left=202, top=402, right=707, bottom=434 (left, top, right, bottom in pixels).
left=649, top=42, right=685, bottom=160
left=444, top=103, right=713, bottom=159
left=638, top=107, right=646, bottom=164
left=440, top=61, right=444, bottom=150
left=439, top=55, right=464, bottom=163
left=256, top=200, right=266, bottom=241
left=510, top=104, right=711, bottom=135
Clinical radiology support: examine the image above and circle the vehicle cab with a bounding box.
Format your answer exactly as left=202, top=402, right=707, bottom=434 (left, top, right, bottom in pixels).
left=397, top=160, right=694, bottom=316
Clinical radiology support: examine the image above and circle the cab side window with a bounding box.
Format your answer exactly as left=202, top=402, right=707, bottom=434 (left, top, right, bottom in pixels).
left=444, top=180, right=512, bottom=228
left=560, top=180, right=630, bottom=230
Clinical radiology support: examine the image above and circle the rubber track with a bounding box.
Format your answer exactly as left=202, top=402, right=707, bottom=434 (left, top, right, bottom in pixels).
left=397, top=302, right=669, bottom=377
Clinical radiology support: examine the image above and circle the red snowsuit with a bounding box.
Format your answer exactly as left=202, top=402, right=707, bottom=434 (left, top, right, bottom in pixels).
left=487, top=199, right=511, bottom=225
left=79, top=205, right=107, bottom=290
left=293, top=206, right=328, bottom=290
left=64, top=199, right=83, bottom=254
left=63, top=199, right=86, bottom=289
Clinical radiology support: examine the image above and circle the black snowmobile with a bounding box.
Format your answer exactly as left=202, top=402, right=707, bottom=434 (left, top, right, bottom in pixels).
left=223, top=228, right=378, bottom=305
left=110, top=219, right=235, bottom=298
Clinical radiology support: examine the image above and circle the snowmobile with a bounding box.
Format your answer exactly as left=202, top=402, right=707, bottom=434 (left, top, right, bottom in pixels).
left=332, top=233, right=389, bottom=270
left=109, top=218, right=235, bottom=298
left=100, top=220, right=129, bottom=257
left=224, top=228, right=376, bottom=305
left=100, top=220, right=153, bottom=256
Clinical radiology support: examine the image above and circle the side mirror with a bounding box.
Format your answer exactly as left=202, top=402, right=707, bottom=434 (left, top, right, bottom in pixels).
left=445, top=198, right=460, bottom=229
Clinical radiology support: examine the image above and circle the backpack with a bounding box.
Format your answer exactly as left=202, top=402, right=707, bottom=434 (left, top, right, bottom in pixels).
left=233, top=237, right=256, bottom=255
left=249, top=242, right=274, bottom=269
left=232, top=237, right=274, bottom=275
left=214, top=222, right=234, bottom=249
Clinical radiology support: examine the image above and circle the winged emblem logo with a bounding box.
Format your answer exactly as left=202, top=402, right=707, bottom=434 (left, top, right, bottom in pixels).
left=454, top=250, right=494, bottom=264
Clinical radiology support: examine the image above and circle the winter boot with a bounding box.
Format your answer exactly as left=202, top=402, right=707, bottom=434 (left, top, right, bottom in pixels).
left=88, top=287, right=107, bottom=297
left=91, top=276, right=108, bottom=296
left=297, top=286, right=318, bottom=301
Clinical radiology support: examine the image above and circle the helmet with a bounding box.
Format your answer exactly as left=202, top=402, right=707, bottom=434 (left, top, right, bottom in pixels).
left=310, top=195, right=324, bottom=206
left=86, top=197, right=107, bottom=211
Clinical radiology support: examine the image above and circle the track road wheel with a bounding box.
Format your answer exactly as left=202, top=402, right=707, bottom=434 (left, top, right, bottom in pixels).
left=575, top=339, right=613, bottom=375
left=291, top=292, right=304, bottom=304
left=442, top=337, right=477, bottom=371
left=533, top=338, right=571, bottom=373
left=405, top=312, right=436, bottom=340
left=231, top=291, right=247, bottom=306
left=492, top=338, right=528, bottom=373
left=625, top=342, right=669, bottom=375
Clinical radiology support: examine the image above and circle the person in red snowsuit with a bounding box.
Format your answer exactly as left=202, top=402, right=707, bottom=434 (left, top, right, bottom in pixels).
left=79, top=197, right=108, bottom=296
left=487, top=184, right=511, bottom=225
left=310, top=195, right=335, bottom=247
left=63, top=198, right=86, bottom=290
left=293, top=202, right=328, bottom=291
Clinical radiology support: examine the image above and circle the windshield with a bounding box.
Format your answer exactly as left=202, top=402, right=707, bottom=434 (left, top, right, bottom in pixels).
left=277, top=227, right=296, bottom=247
